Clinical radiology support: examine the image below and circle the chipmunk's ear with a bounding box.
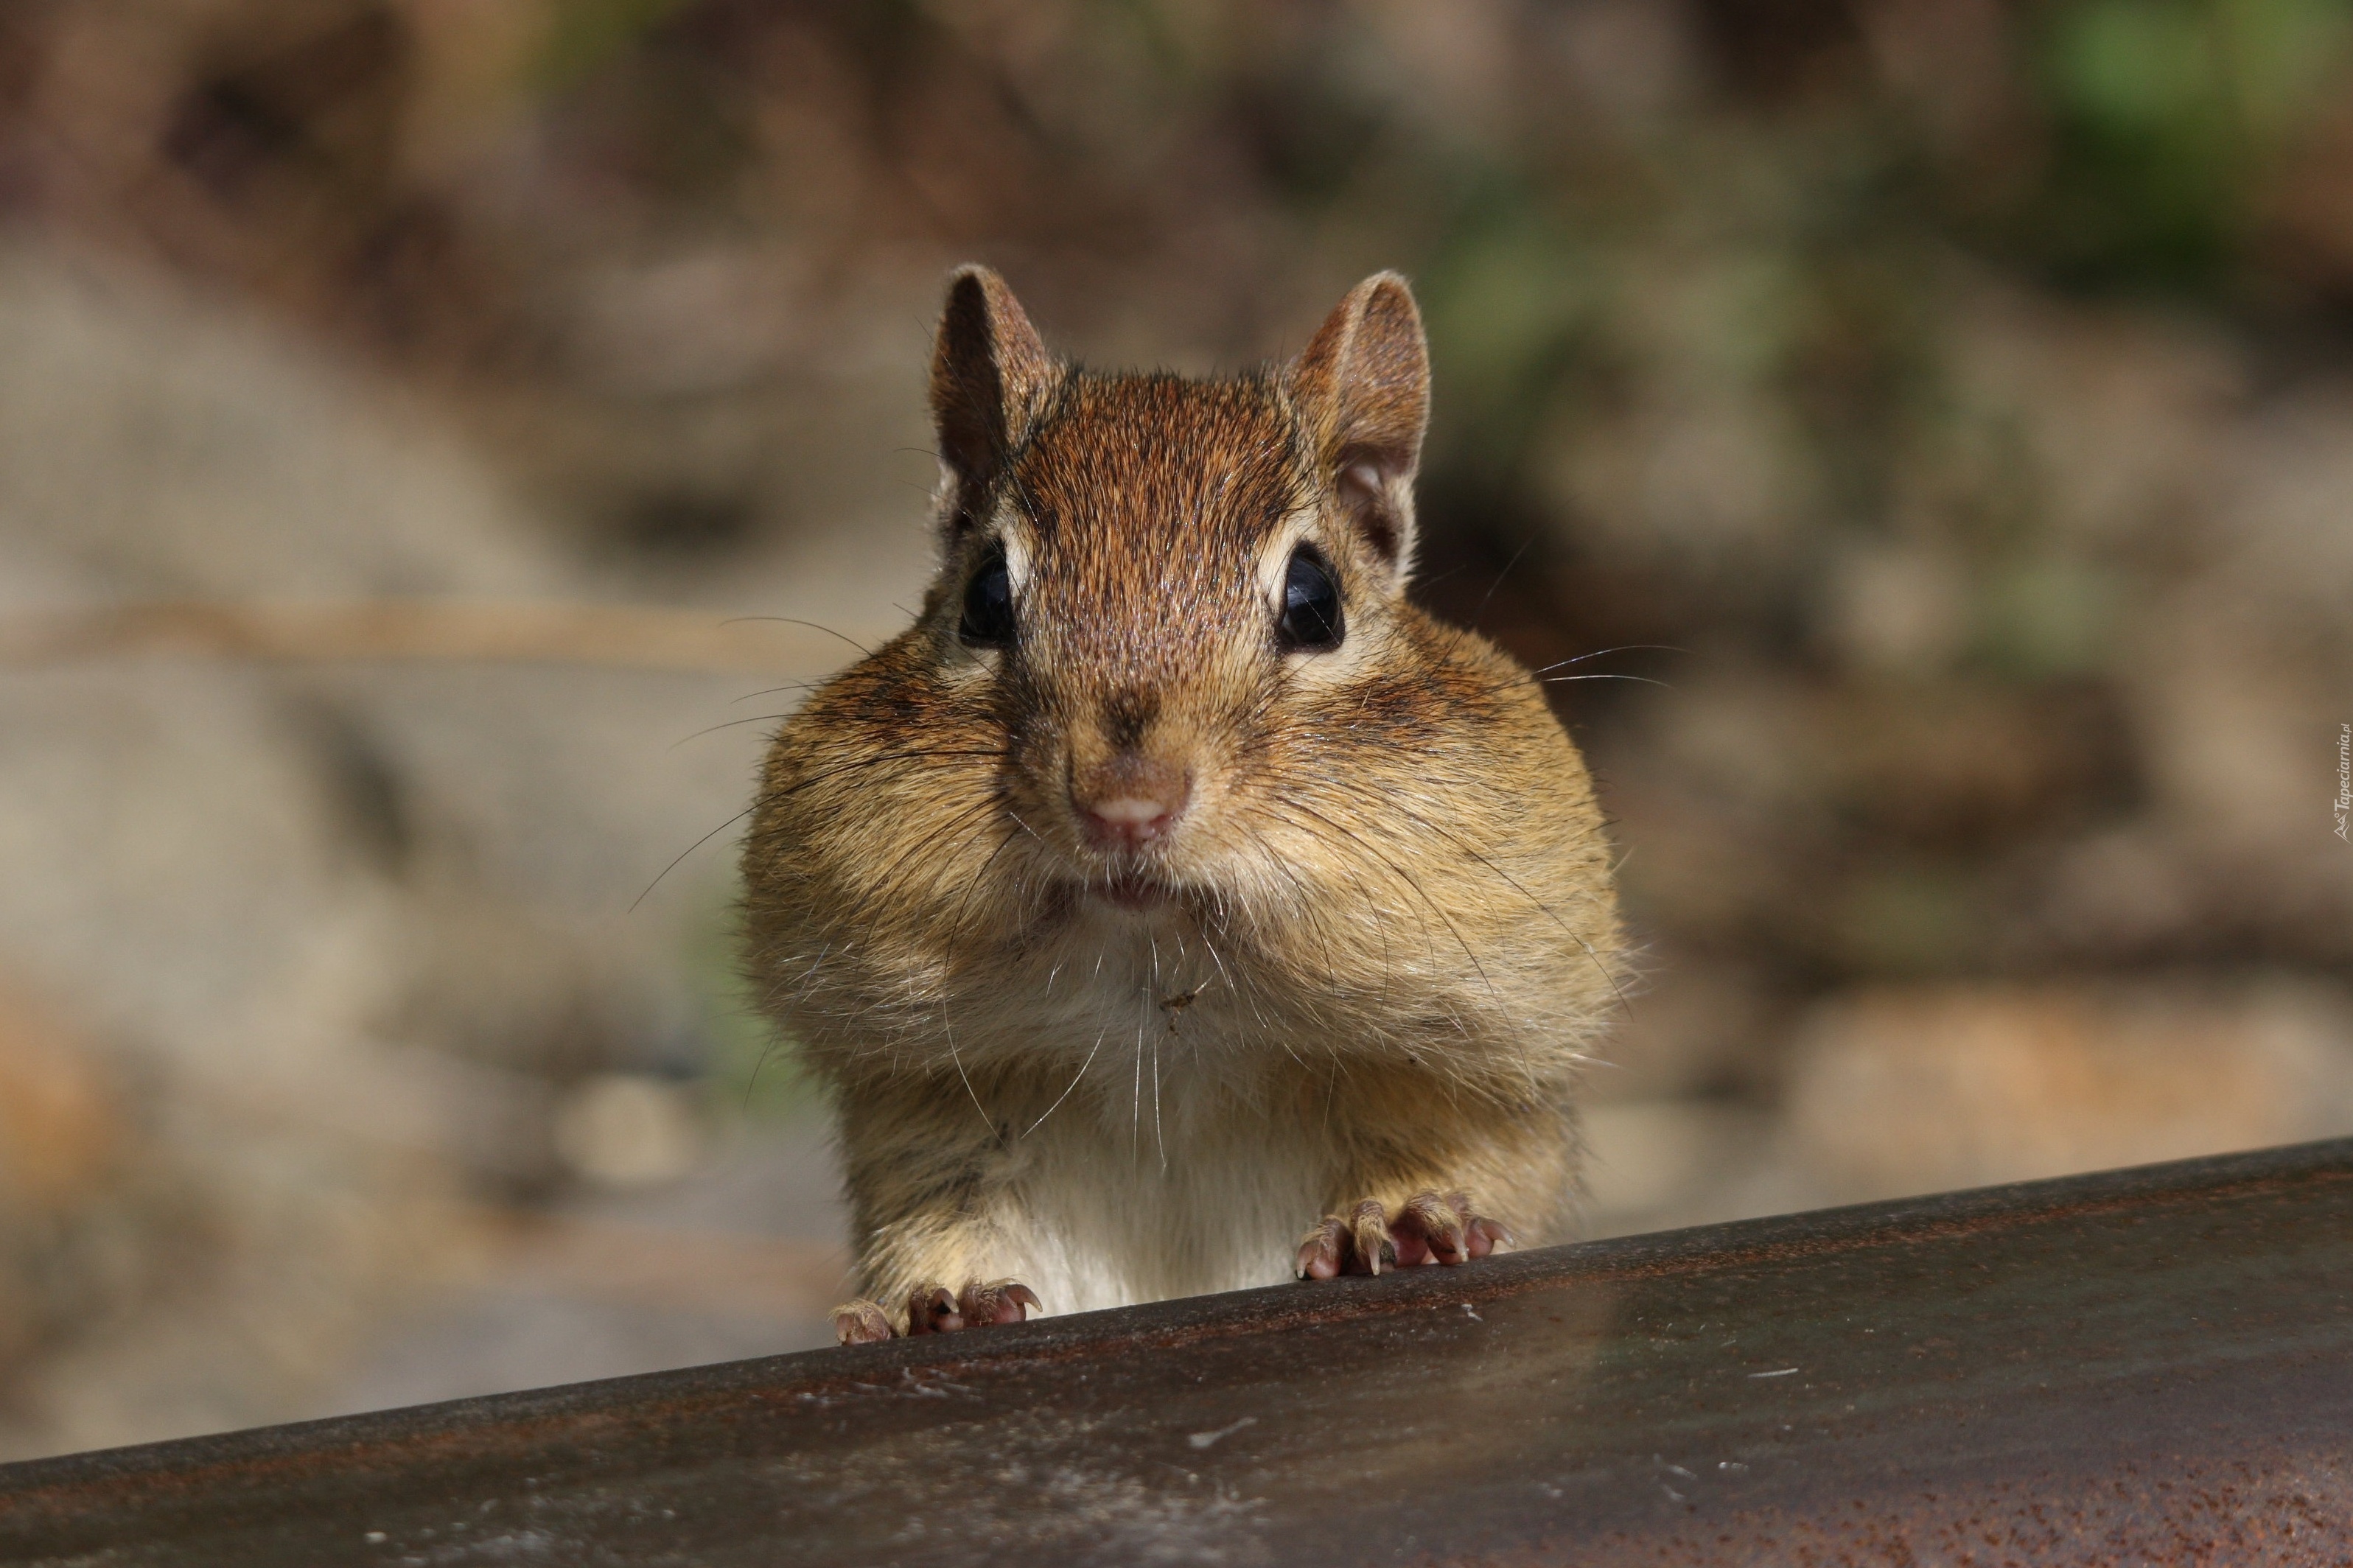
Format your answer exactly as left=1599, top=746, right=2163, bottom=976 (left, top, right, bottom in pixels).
left=1289, top=272, right=1430, bottom=578
left=931, top=265, right=1055, bottom=539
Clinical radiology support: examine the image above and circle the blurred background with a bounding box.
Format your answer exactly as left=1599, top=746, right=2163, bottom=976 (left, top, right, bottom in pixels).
left=0, top=0, right=2347, bottom=1460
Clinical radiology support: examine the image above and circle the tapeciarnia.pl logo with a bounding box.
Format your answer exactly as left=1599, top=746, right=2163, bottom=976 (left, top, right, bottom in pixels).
left=2337, top=723, right=2351, bottom=843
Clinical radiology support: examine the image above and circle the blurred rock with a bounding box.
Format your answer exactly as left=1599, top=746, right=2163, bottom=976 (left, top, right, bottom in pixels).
left=0, top=242, right=551, bottom=601
left=1819, top=537, right=1971, bottom=678
left=1581, top=1097, right=1772, bottom=1237
left=0, top=987, right=119, bottom=1214
left=0, top=233, right=797, bottom=1454
left=1774, top=980, right=2353, bottom=1205
left=0, top=1136, right=482, bottom=1460
left=1590, top=960, right=1778, bottom=1101
left=324, top=1126, right=846, bottom=1415
left=553, top=1074, right=704, bottom=1190
left=0, top=982, right=131, bottom=1379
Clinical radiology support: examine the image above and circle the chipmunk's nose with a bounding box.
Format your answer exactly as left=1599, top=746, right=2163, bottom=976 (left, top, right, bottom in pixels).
left=1072, top=757, right=1191, bottom=850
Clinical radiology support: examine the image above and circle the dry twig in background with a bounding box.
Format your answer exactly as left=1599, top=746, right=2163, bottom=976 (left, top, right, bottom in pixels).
left=0, top=601, right=886, bottom=676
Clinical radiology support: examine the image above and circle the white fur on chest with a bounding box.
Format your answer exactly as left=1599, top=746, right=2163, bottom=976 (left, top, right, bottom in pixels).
left=991, top=1089, right=1324, bottom=1315
left=976, top=911, right=1328, bottom=1316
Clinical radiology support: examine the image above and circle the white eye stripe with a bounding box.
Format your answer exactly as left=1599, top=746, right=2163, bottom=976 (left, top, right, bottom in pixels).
left=992, top=512, right=1036, bottom=595
left=1254, top=510, right=1324, bottom=612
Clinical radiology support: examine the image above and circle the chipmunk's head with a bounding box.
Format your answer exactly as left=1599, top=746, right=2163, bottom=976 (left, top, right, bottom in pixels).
left=746, top=266, right=1620, bottom=1068
left=912, top=265, right=1434, bottom=911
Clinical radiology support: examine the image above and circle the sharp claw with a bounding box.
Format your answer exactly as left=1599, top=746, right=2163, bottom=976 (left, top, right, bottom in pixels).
left=958, top=1278, right=1041, bottom=1326
left=907, top=1284, right=960, bottom=1334
left=1348, top=1199, right=1392, bottom=1276
left=1303, top=1196, right=1506, bottom=1281
left=1401, top=1189, right=1469, bottom=1264
left=1308, top=1191, right=1506, bottom=1281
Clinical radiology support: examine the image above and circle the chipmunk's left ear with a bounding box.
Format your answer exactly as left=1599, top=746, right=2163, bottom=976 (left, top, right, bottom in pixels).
left=931, top=265, right=1058, bottom=543
left=1288, top=272, right=1430, bottom=578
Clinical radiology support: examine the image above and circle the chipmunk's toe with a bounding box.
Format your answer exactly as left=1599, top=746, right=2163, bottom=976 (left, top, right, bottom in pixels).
left=832, top=1278, right=1041, bottom=1344
left=1294, top=1216, right=1346, bottom=1280
left=898, top=1278, right=1041, bottom=1336
left=956, top=1278, right=1042, bottom=1326
left=1393, top=1189, right=1513, bottom=1265
left=831, top=1298, right=896, bottom=1345
left=904, top=1283, right=963, bottom=1333
left=1296, top=1191, right=1513, bottom=1280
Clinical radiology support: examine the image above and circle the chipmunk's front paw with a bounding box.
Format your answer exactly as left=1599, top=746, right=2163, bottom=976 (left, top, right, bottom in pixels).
left=1294, top=1191, right=1514, bottom=1280
left=830, top=1278, right=1041, bottom=1345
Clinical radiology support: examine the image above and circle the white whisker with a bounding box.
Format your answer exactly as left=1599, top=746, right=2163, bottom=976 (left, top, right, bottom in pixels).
left=1024, top=1027, right=1105, bottom=1138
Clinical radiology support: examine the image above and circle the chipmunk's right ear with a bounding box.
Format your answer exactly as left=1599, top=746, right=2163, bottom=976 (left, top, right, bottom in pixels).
left=931, top=265, right=1056, bottom=539
left=1289, top=272, right=1430, bottom=581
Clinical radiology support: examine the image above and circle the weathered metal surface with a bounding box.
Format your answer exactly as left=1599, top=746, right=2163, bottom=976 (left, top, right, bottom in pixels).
left=4, top=1139, right=2351, bottom=1567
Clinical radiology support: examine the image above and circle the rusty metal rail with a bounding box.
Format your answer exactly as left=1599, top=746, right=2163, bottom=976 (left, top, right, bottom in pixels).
left=4, top=1138, right=2351, bottom=1566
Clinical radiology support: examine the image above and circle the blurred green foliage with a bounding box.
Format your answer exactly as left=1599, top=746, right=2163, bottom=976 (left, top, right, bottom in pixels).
left=536, top=0, right=692, bottom=89
left=2034, top=0, right=2353, bottom=289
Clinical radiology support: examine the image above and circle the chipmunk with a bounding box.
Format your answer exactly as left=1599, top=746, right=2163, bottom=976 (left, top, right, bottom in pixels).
left=739, top=266, right=1623, bottom=1343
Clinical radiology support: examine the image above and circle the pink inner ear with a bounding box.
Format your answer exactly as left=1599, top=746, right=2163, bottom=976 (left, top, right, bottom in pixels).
left=1338, top=460, right=1384, bottom=505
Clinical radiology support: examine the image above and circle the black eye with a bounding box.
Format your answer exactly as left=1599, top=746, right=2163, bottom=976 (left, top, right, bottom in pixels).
left=958, top=546, right=1015, bottom=646
left=1278, top=546, right=1344, bottom=651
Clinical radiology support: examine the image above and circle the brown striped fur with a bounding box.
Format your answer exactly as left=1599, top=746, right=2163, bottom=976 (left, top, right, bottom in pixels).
left=740, top=268, right=1621, bottom=1332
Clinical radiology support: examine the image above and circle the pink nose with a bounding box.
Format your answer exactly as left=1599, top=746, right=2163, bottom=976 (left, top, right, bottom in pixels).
left=1075, top=768, right=1190, bottom=849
